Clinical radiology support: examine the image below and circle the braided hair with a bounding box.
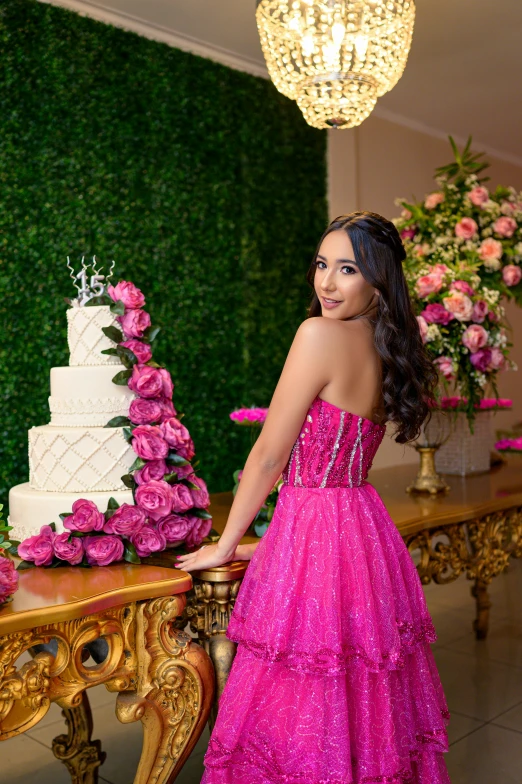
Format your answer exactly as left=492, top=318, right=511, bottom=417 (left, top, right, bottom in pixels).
left=305, top=211, right=438, bottom=444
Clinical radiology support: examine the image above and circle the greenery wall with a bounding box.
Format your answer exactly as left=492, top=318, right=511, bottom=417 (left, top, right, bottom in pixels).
left=0, top=0, right=327, bottom=506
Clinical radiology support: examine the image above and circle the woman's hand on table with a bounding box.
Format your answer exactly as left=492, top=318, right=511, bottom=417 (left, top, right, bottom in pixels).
left=174, top=541, right=259, bottom=572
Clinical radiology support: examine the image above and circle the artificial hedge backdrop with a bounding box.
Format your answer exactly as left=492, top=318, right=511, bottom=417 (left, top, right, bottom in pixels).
left=0, top=0, right=327, bottom=508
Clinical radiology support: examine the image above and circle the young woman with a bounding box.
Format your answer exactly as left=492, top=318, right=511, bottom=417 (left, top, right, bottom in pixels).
left=176, top=211, right=451, bottom=783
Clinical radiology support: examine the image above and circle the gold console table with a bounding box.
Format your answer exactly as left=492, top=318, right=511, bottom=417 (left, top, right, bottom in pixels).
left=151, top=456, right=522, bottom=725
left=0, top=563, right=214, bottom=783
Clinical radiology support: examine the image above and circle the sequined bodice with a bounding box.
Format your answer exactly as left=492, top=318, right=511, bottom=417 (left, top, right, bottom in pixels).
left=282, top=394, right=386, bottom=488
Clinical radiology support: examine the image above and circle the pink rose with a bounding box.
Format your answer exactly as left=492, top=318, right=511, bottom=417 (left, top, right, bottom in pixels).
left=157, top=514, right=192, bottom=545
left=190, top=476, right=210, bottom=508
left=170, top=483, right=194, bottom=513
left=400, top=227, right=417, bottom=240
left=18, top=525, right=55, bottom=566
left=434, top=356, right=455, bottom=380
left=135, top=480, right=173, bottom=522
left=455, top=217, right=478, bottom=239
left=479, top=238, right=503, bottom=262
left=121, top=339, right=152, bottom=364
left=103, top=504, right=146, bottom=536
left=130, top=524, right=167, bottom=558
left=158, top=369, right=174, bottom=399
left=431, top=263, right=451, bottom=276
left=424, top=192, right=444, bottom=209
left=129, top=398, right=164, bottom=425
left=158, top=397, right=177, bottom=421
left=108, top=281, right=146, bottom=309
left=471, top=300, right=489, bottom=323
left=493, top=216, right=517, bottom=238
left=450, top=280, right=475, bottom=297
left=488, top=310, right=500, bottom=322
left=53, top=532, right=84, bottom=565
left=421, top=303, right=455, bottom=325
left=401, top=208, right=412, bottom=219
left=134, top=459, right=168, bottom=486
left=489, top=347, right=506, bottom=370
left=470, top=348, right=492, bottom=373
left=160, top=417, right=195, bottom=460
left=0, top=556, right=18, bottom=602
left=132, top=425, right=169, bottom=461
left=416, top=315, right=428, bottom=343
left=119, top=309, right=151, bottom=339
left=84, top=535, right=124, bottom=566
left=500, top=200, right=516, bottom=215
left=467, top=186, right=489, bottom=207
left=64, top=499, right=105, bottom=533
left=502, top=265, right=522, bottom=287
left=170, top=462, right=196, bottom=481
left=443, top=291, right=473, bottom=321
left=185, top=515, right=213, bottom=548
left=415, top=273, right=444, bottom=298
left=462, top=324, right=488, bottom=353
left=129, top=365, right=163, bottom=398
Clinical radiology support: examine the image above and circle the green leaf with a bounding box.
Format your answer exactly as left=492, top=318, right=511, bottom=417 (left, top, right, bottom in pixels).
left=183, top=479, right=200, bottom=490
left=107, top=497, right=120, bottom=511
left=110, top=299, right=125, bottom=316
left=16, top=560, right=35, bottom=571
left=117, top=346, right=138, bottom=368
left=189, top=507, right=212, bottom=519
left=100, top=347, right=119, bottom=357
left=163, top=471, right=179, bottom=484
left=49, top=522, right=57, bottom=532
left=124, top=541, right=141, bottom=564
left=102, top=325, right=124, bottom=344
left=112, top=369, right=132, bottom=386
left=142, top=325, right=160, bottom=343
left=104, top=415, right=131, bottom=428
left=84, top=293, right=112, bottom=307
left=145, top=360, right=162, bottom=368
left=122, top=427, right=134, bottom=443
left=121, top=473, right=136, bottom=489
left=128, top=456, right=146, bottom=472
left=166, top=452, right=190, bottom=466
left=59, top=512, right=72, bottom=521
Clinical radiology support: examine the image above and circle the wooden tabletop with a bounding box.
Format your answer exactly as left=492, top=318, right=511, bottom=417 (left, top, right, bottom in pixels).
left=208, top=456, right=522, bottom=540
left=0, top=563, right=192, bottom=635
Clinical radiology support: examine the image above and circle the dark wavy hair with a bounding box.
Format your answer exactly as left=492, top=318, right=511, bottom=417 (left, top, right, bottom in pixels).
left=305, top=211, right=438, bottom=444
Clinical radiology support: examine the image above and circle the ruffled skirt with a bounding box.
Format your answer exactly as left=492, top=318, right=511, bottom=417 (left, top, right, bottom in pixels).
left=201, top=483, right=451, bottom=783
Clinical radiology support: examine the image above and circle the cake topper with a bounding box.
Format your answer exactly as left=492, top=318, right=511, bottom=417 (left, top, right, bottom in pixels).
left=66, top=256, right=116, bottom=305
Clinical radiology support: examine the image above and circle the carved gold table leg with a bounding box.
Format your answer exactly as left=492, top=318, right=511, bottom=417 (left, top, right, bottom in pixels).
left=115, top=595, right=214, bottom=784
left=52, top=692, right=105, bottom=784
left=471, top=578, right=492, bottom=640
left=207, top=633, right=237, bottom=727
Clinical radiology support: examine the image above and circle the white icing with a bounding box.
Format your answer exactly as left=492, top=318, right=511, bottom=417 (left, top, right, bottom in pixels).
left=49, top=365, right=135, bottom=425
left=67, top=305, right=122, bottom=366
left=29, top=425, right=135, bottom=493
left=8, top=483, right=134, bottom=542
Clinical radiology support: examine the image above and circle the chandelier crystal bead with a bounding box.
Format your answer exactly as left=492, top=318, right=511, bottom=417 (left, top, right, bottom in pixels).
left=255, top=0, right=416, bottom=129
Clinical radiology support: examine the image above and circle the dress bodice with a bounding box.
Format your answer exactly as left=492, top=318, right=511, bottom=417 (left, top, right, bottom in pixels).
left=282, top=394, right=386, bottom=488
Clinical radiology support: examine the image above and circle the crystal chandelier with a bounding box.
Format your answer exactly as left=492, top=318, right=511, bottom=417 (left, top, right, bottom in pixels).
left=255, top=1, right=416, bottom=129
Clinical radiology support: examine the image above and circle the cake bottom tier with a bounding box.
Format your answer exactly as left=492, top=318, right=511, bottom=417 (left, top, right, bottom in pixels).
left=8, top=482, right=134, bottom=541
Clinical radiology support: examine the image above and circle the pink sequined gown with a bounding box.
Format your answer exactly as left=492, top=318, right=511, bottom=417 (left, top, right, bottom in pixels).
left=201, top=394, right=451, bottom=783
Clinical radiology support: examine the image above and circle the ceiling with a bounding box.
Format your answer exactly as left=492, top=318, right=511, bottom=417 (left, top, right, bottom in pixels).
left=42, top=0, right=522, bottom=165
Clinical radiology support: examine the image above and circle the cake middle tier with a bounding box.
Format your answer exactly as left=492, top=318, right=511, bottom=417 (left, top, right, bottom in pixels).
left=29, top=425, right=136, bottom=492
left=49, top=365, right=136, bottom=426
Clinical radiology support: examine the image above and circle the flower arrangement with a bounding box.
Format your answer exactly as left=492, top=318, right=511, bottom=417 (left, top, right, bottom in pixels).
left=17, top=279, right=214, bottom=569
left=0, top=505, right=19, bottom=604
left=431, top=396, right=512, bottom=411
left=494, top=418, right=522, bottom=453
left=393, top=136, right=521, bottom=426
left=230, top=405, right=281, bottom=537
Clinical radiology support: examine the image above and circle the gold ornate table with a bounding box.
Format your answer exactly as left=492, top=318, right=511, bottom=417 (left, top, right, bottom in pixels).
left=0, top=563, right=215, bottom=783
left=150, top=456, right=522, bottom=726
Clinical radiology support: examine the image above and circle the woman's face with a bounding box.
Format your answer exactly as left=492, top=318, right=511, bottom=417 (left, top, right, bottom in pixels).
left=313, top=229, right=378, bottom=320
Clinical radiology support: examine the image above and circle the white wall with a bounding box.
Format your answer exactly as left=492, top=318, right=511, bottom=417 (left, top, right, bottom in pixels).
left=327, top=116, right=522, bottom=469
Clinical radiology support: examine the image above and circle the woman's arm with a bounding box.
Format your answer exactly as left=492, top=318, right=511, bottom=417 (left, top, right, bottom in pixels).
left=175, top=318, right=332, bottom=572
left=233, top=542, right=261, bottom=561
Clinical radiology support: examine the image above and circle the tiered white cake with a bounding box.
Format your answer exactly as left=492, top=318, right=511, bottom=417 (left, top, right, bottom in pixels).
left=9, top=305, right=136, bottom=541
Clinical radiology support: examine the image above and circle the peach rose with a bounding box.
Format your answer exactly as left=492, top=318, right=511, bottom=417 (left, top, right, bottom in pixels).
left=502, top=265, right=522, bottom=287
left=434, top=356, right=455, bottom=380
left=489, top=347, right=506, bottom=370
left=454, top=217, right=478, bottom=240
left=462, top=324, right=488, bottom=353
left=479, top=238, right=503, bottom=262
left=424, top=192, right=444, bottom=209
left=493, top=216, right=517, bottom=238
left=416, top=315, right=428, bottom=344
left=467, top=186, right=489, bottom=207
left=443, top=291, right=473, bottom=321
left=415, top=273, right=444, bottom=298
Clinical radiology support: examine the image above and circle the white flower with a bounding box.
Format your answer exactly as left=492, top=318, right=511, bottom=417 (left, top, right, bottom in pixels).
left=425, top=324, right=442, bottom=343
left=482, top=287, right=500, bottom=305
left=481, top=226, right=493, bottom=237
left=515, top=241, right=522, bottom=255
left=511, top=361, right=518, bottom=372
left=470, top=274, right=481, bottom=287
left=476, top=372, right=488, bottom=388
left=482, top=258, right=502, bottom=272
left=483, top=199, right=500, bottom=214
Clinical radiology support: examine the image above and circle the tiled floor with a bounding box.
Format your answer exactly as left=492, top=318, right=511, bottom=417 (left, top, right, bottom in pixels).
left=3, top=557, right=522, bottom=783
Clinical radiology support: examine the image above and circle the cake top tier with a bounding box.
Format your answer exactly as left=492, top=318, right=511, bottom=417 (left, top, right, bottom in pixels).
left=67, top=305, right=121, bottom=367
